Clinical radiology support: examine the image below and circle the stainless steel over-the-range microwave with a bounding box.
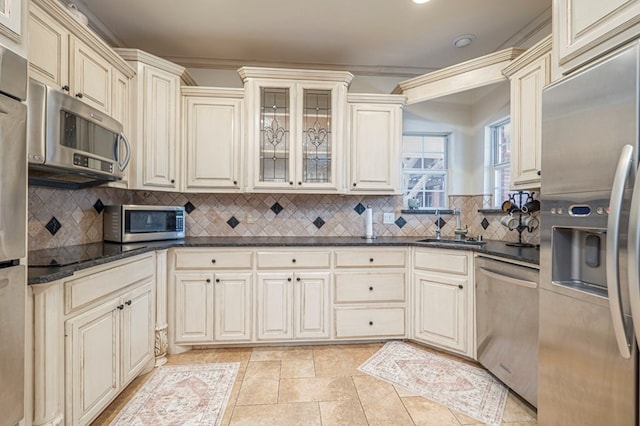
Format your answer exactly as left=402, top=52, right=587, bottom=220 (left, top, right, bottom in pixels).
left=104, top=205, right=186, bottom=243
left=27, top=78, right=130, bottom=188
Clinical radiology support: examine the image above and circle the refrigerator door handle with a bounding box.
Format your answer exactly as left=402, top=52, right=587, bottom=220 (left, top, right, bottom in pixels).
left=606, top=144, right=633, bottom=359
left=627, top=152, right=640, bottom=345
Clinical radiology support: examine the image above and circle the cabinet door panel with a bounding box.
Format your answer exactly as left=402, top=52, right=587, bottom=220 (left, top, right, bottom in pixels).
left=28, top=6, right=69, bottom=89
left=256, top=273, right=293, bottom=340
left=214, top=273, right=252, bottom=341
left=295, top=272, right=330, bottom=339
left=414, top=271, right=467, bottom=353
left=174, top=272, right=214, bottom=343
left=184, top=97, right=241, bottom=190
left=121, top=281, right=154, bottom=385
left=71, top=38, right=112, bottom=114
left=66, top=301, right=119, bottom=426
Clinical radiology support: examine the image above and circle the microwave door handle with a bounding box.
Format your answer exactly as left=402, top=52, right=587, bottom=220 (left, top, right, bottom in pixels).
left=628, top=153, right=640, bottom=347
left=606, top=144, right=633, bottom=359
left=117, top=132, right=131, bottom=172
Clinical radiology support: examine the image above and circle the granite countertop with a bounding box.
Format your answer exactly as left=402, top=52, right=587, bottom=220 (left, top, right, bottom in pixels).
left=27, top=236, right=539, bottom=284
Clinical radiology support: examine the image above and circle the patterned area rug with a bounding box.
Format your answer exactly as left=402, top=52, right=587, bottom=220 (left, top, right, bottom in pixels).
left=358, top=341, right=508, bottom=426
left=111, top=363, right=240, bottom=426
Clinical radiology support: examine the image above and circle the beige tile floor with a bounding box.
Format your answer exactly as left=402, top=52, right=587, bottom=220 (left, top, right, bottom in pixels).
left=91, top=342, right=537, bottom=426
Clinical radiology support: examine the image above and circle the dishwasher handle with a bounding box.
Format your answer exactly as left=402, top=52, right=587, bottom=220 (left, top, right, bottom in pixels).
left=478, top=267, right=538, bottom=289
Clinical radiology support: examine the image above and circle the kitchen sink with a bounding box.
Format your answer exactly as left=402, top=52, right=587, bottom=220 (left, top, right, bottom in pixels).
left=417, top=238, right=487, bottom=246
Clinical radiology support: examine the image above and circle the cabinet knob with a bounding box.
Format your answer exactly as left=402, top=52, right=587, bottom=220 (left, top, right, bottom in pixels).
left=117, top=304, right=124, bottom=310
left=170, top=179, right=175, bottom=184
left=353, top=183, right=357, bottom=187
left=287, top=277, right=292, bottom=282
left=537, top=170, right=541, bottom=176
left=61, top=85, right=70, bottom=92
left=296, top=277, right=301, bottom=282
left=206, top=278, right=211, bottom=283
left=125, top=300, right=132, bottom=306
left=216, top=278, right=220, bottom=283
left=292, top=258, right=296, bottom=263
left=211, top=259, right=216, bottom=264
left=369, top=258, right=374, bottom=263
left=298, top=181, right=302, bottom=185
left=458, top=284, right=464, bottom=289
left=233, top=180, right=238, bottom=185
left=289, top=181, right=294, bottom=185
left=75, top=93, right=83, bottom=98
left=369, top=286, right=374, bottom=291
left=369, top=321, right=373, bottom=326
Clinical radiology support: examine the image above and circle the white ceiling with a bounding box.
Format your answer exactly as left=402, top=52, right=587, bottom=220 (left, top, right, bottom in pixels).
left=77, top=0, right=551, bottom=77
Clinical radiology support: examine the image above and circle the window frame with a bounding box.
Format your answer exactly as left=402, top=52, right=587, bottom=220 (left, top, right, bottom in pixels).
left=490, top=117, right=511, bottom=207
left=401, top=132, right=449, bottom=210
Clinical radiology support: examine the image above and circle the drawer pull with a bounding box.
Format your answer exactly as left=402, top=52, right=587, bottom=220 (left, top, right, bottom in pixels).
left=369, top=321, right=374, bottom=326
left=211, top=259, right=216, bottom=264
left=369, top=258, right=374, bottom=263
left=369, top=286, right=374, bottom=291
left=292, top=258, right=296, bottom=263
left=125, top=300, right=132, bottom=306
left=117, top=304, right=124, bottom=310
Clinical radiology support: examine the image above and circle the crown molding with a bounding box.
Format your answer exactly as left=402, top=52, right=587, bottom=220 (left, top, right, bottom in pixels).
left=237, top=66, right=354, bottom=84
left=503, top=35, right=552, bottom=77
left=347, top=93, right=406, bottom=105
left=181, top=86, right=244, bottom=98
left=497, top=6, right=552, bottom=50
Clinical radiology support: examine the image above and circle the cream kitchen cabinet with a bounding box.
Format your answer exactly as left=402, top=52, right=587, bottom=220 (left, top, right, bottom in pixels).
left=333, top=248, right=407, bottom=339
left=31, top=253, right=156, bottom=426
left=239, top=67, right=352, bottom=193
left=182, top=87, right=244, bottom=192
left=108, top=69, right=132, bottom=189
left=504, top=36, right=551, bottom=190
left=347, top=94, right=405, bottom=194
left=412, top=248, right=475, bottom=358
left=554, top=0, right=640, bottom=78
left=28, top=0, right=134, bottom=116
left=117, top=49, right=195, bottom=191
left=256, top=250, right=331, bottom=341
left=171, top=249, right=254, bottom=346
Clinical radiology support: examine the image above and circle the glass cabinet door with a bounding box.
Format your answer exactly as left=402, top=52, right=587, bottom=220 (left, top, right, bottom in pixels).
left=302, top=89, right=332, bottom=184
left=260, top=87, right=290, bottom=183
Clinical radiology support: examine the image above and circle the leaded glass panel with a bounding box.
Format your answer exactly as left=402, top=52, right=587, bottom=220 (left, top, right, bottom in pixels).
left=302, top=89, right=331, bottom=183
left=260, top=87, right=290, bottom=182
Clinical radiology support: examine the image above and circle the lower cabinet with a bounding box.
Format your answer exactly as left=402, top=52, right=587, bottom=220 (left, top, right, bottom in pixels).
left=256, top=271, right=330, bottom=341
left=174, top=272, right=215, bottom=343
left=412, top=248, right=475, bottom=358
left=214, top=272, right=252, bottom=342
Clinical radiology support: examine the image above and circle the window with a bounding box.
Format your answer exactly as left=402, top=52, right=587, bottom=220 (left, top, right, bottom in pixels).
left=491, top=118, right=511, bottom=206
left=402, top=133, right=448, bottom=209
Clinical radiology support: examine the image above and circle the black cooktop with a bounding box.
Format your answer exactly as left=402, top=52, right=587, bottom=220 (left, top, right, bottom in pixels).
left=28, top=242, right=146, bottom=267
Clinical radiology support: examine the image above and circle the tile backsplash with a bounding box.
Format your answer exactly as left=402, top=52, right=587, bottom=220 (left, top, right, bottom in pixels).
left=28, top=187, right=540, bottom=250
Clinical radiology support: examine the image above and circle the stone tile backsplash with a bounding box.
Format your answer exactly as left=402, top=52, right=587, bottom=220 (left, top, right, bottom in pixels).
left=28, top=187, right=540, bottom=250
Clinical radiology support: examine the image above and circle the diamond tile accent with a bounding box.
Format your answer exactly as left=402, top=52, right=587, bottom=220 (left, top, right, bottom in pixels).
left=313, top=217, right=325, bottom=229
left=271, top=202, right=283, bottom=215
left=354, top=203, right=366, bottom=215
left=93, top=199, right=104, bottom=214
left=481, top=218, right=490, bottom=230
left=45, top=217, right=62, bottom=236
left=436, top=217, right=446, bottom=229
left=227, top=216, right=240, bottom=229
left=184, top=201, right=196, bottom=214
left=395, top=216, right=407, bottom=228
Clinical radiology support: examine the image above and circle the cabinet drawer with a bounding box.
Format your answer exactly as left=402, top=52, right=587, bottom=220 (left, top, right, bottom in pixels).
left=335, top=308, right=405, bottom=338
left=334, top=249, right=406, bottom=268
left=334, top=272, right=405, bottom=303
left=257, top=251, right=330, bottom=269
left=175, top=250, right=253, bottom=270
left=65, top=254, right=154, bottom=313
left=414, top=250, right=469, bottom=275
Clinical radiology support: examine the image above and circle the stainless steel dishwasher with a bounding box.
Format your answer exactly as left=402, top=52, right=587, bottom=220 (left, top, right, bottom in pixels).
left=476, top=255, right=539, bottom=408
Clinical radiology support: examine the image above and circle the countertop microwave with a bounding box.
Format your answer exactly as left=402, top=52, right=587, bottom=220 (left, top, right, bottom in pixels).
left=27, top=78, right=130, bottom=188
left=103, top=205, right=186, bottom=243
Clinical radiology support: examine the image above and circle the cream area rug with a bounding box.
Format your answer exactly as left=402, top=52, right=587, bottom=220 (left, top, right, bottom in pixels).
left=111, top=363, right=240, bottom=426
left=358, top=341, right=508, bottom=426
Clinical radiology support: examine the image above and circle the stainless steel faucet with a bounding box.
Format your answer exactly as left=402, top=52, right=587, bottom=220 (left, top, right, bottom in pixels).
left=435, top=209, right=441, bottom=240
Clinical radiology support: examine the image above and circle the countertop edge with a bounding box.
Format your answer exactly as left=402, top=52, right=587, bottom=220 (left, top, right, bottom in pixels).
left=28, top=238, right=539, bottom=284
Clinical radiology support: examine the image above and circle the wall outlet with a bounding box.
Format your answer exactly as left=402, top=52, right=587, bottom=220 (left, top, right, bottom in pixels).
left=383, top=212, right=395, bottom=224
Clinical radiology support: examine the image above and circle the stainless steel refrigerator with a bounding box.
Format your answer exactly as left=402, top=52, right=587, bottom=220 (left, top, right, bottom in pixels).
left=539, top=39, right=640, bottom=425
left=0, top=47, right=28, bottom=426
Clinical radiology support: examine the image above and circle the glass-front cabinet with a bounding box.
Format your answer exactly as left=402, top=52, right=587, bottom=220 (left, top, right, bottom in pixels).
left=240, top=67, right=353, bottom=192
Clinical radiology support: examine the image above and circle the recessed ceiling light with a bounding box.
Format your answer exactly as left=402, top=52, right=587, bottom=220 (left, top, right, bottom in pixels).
left=452, top=34, right=477, bottom=48
left=412, top=0, right=431, bottom=4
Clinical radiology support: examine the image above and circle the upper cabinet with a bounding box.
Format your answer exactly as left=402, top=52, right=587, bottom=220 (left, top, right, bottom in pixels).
left=348, top=94, right=405, bottom=193
left=554, top=0, right=640, bottom=78
left=116, top=49, right=195, bottom=191
left=504, top=36, right=552, bottom=190
left=27, top=0, right=134, bottom=116
left=239, top=67, right=352, bottom=193
left=181, top=87, right=244, bottom=192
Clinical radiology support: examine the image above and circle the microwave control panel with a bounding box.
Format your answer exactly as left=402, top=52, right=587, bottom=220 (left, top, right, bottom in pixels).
left=73, top=153, right=113, bottom=174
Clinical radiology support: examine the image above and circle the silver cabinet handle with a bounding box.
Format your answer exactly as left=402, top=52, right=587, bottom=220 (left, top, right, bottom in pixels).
left=478, top=267, right=537, bottom=289
left=628, top=148, right=640, bottom=349
left=607, top=144, right=633, bottom=359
